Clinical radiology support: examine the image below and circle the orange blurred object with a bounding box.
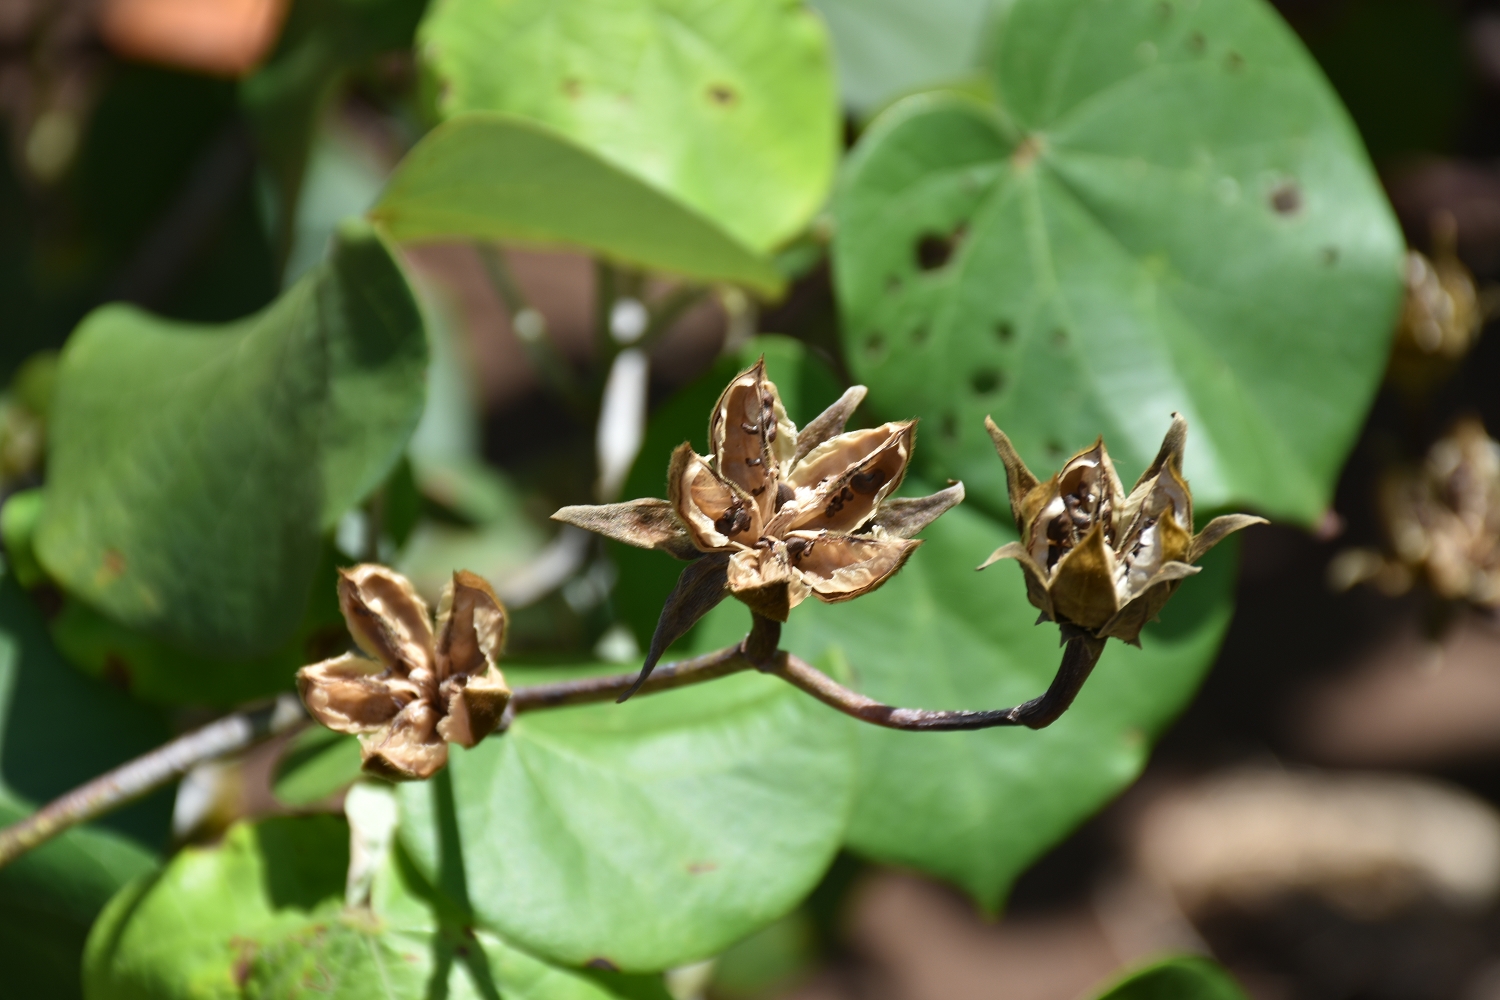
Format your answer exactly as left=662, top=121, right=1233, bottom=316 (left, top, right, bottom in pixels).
left=99, top=0, right=290, bottom=77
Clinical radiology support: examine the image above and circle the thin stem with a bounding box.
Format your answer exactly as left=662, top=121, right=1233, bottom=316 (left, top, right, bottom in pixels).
left=0, top=631, right=1109, bottom=870
left=0, top=695, right=305, bottom=868
left=509, top=643, right=751, bottom=714
left=770, top=636, right=1107, bottom=731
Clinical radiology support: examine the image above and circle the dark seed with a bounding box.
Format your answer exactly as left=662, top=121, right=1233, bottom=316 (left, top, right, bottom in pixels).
left=851, top=467, right=890, bottom=495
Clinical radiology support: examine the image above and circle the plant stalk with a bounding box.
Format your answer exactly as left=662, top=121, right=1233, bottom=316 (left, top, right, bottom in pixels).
left=0, top=632, right=1107, bottom=869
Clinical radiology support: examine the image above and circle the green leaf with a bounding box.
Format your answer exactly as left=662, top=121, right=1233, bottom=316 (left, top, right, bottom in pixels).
left=398, top=664, right=857, bottom=972
left=84, top=815, right=657, bottom=1000
left=372, top=114, right=784, bottom=295
left=832, top=0, right=1405, bottom=528
left=417, top=0, right=838, bottom=253
left=1091, top=956, right=1249, bottom=1000
left=36, top=222, right=425, bottom=659
left=0, top=790, right=158, bottom=1000
left=688, top=484, right=1235, bottom=908
left=0, top=569, right=172, bottom=844
left=44, top=540, right=348, bottom=707
left=808, top=0, right=996, bottom=114
left=272, top=727, right=364, bottom=808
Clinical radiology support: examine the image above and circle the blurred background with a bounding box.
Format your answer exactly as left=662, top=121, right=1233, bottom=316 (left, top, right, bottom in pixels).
left=9, top=0, right=1500, bottom=998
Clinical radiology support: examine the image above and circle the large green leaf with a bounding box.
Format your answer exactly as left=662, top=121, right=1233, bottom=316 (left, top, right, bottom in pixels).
left=832, top=0, right=1405, bottom=527
left=611, top=337, right=1235, bottom=907
left=1091, top=956, right=1249, bottom=1000
left=417, top=0, right=838, bottom=253
left=372, top=114, right=784, bottom=295
left=84, top=815, right=652, bottom=1000
left=398, top=664, right=856, bottom=972
left=35, top=222, right=425, bottom=659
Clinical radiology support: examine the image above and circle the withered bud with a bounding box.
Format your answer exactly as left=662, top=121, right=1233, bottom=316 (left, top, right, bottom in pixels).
left=553, top=359, right=964, bottom=694
left=297, top=565, right=510, bottom=780
left=980, top=414, right=1265, bottom=645
left=1330, top=417, right=1500, bottom=607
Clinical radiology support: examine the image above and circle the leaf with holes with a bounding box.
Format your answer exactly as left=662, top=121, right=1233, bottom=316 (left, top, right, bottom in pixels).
left=416, top=0, right=838, bottom=252
left=833, top=0, right=1404, bottom=528
left=397, top=664, right=856, bottom=972
left=34, top=222, right=425, bottom=660
left=373, top=114, right=785, bottom=295
left=83, top=816, right=660, bottom=1000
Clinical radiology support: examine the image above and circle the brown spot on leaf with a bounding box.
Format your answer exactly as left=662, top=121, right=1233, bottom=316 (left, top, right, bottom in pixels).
left=562, top=77, right=582, bottom=99
left=1225, top=50, right=1244, bottom=71
left=95, top=549, right=126, bottom=586
left=1322, top=245, right=1340, bottom=265
left=687, top=861, right=718, bottom=874
left=1187, top=31, right=1206, bottom=53
left=1269, top=182, right=1301, bottom=215
left=707, top=83, right=737, bottom=106
left=586, top=957, right=621, bottom=972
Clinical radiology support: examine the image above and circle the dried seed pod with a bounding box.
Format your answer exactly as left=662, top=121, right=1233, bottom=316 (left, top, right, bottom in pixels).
left=980, top=414, right=1265, bottom=645
left=297, top=567, right=511, bottom=780
left=552, top=358, right=964, bottom=694
left=1332, top=418, right=1500, bottom=608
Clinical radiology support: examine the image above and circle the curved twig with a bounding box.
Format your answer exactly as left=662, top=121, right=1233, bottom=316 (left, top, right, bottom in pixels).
left=0, top=626, right=1107, bottom=870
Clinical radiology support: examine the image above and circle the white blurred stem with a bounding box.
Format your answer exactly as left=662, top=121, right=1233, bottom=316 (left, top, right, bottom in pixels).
left=595, top=346, right=649, bottom=502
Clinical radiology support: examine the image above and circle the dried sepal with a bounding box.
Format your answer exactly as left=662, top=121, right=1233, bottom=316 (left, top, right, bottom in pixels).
left=872, top=481, right=966, bottom=539
left=624, top=553, right=733, bottom=701
left=793, top=385, right=868, bottom=465
left=981, top=413, right=1264, bottom=644
left=296, top=565, right=514, bottom=781
left=550, top=498, right=697, bottom=560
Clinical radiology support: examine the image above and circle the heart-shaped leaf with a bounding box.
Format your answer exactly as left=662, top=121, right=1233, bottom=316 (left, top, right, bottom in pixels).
left=833, top=0, right=1405, bottom=527
left=373, top=114, right=785, bottom=295
left=398, top=664, right=857, bottom=971
left=35, top=221, right=425, bottom=659
left=84, top=815, right=658, bottom=1000
left=417, top=0, right=838, bottom=252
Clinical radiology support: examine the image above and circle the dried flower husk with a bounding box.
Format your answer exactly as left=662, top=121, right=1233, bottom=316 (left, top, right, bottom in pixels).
left=980, top=414, right=1265, bottom=645
left=1387, top=218, right=1485, bottom=399
left=1330, top=418, right=1500, bottom=606
left=297, top=565, right=510, bottom=780
left=552, top=359, right=964, bottom=683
